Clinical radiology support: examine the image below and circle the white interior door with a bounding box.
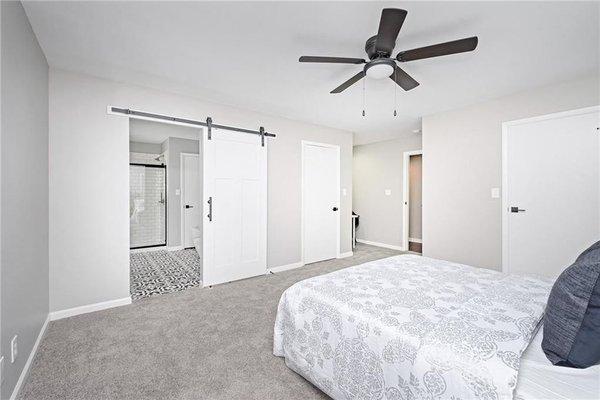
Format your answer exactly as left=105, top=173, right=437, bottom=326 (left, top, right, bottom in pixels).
left=503, top=107, right=600, bottom=277
left=182, top=153, right=200, bottom=248
left=303, top=142, right=340, bottom=264
left=202, top=128, right=267, bottom=286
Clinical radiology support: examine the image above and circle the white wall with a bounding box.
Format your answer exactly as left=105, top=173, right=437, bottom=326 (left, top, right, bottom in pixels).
left=1, top=2, right=49, bottom=398
left=422, top=75, right=600, bottom=270
left=164, top=136, right=199, bottom=247
left=353, top=134, right=422, bottom=249
left=49, top=69, right=353, bottom=312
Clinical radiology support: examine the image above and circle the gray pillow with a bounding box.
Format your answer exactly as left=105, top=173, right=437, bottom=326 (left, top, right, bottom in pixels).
left=542, top=240, right=600, bottom=368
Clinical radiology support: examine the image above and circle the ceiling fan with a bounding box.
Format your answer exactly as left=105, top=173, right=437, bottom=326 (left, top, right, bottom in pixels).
left=299, top=8, right=478, bottom=94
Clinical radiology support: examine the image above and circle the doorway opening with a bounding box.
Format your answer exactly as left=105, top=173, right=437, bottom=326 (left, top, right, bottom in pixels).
left=128, top=118, right=202, bottom=300
left=403, top=150, right=423, bottom=253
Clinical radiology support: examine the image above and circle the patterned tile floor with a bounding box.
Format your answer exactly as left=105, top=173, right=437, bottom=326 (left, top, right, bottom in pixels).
left=130, top=249, right=202, bottom=300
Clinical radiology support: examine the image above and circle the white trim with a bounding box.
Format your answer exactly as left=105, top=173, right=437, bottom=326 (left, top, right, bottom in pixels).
left=356, top=239, right=405, bottom=251
left=403, top=150, right=423, bottom=252
left=408, top=237, right=423, bottom=244
left=501, top=105, right=600, bottom=273
left=180, top=152, right=200, bottom=249
left=130, top=246, right=165, bottom=253
left=9, top=315, right=50, bottom=400
left=49, top=297, right=132, bottom=321
left=166, top=245, right=184, bottom=251
left=338, top=251, right=353, bottom=259
left=301, top=141, right=341, bottom=264
left=267, top=261, right=304, bottom=274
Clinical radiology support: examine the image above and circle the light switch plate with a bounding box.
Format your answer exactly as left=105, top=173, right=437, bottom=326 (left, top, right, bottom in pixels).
left=491, top=187, right=500, bottom=199
left=384, top=189, right=392, bottom=196
left=342, top=188, right=347, bottom=196
left=175, top=189, right=181, bottom=196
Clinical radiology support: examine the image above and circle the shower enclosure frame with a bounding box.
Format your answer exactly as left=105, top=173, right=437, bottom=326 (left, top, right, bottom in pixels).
left=129, top=162, right=168, bottom=250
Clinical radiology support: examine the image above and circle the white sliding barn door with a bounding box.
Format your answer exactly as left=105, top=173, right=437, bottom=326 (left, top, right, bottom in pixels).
left=503, top=107, right=600, bottom=277
left=202, top=128, right=267, bottom=286
left=302, top=141, right=340, bottom=264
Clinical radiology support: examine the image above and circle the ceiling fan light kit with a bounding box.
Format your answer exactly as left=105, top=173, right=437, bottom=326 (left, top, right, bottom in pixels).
left=365, top=58, right=395, bottom=79
left=299, top=8, right=478, bottom=95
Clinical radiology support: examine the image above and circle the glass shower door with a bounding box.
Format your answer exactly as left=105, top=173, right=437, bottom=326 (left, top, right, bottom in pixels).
left=129, top=164, right=166, bottom=249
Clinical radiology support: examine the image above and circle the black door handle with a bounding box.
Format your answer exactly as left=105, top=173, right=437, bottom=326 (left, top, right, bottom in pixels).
left=510, top=206, right=526, bottom=213
left=332, top=207, right=338, bottom=211
left=185, top=205, right=193, bottom=209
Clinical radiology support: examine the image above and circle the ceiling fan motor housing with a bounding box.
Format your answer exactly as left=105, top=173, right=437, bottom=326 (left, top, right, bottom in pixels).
left=365, top=35, right=392, bottom=59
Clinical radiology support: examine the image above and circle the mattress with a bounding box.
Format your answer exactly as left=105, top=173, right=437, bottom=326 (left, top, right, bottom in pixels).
left=514, top=326, right=600, bottom=400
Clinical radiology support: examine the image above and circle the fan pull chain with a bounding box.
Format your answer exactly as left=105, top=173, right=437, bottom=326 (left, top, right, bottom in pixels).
left=362, top=78, right=366, bottom=117
left=393, top=68, right=397, bottom=117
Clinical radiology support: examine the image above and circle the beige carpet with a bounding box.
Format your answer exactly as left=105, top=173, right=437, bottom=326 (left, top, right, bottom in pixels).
left=18, top=244, right=402, bottom=400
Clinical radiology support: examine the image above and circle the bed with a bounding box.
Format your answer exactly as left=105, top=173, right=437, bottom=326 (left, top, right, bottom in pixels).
left=274, top=254, right=563, bottom=400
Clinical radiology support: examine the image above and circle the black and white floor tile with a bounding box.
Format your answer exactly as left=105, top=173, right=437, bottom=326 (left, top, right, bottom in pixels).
left=130, top=249, right=202, bottom=300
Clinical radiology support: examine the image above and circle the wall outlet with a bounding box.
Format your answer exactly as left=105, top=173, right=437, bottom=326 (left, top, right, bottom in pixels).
left=10, top=335, right=18, bottom=363
left=384, top=189, right=392, bottom=196
left=491, top=187, right=500, bottom=199
left=0, top=355, right=4, bottom=386
left=342, top=188, right=347, bottom=196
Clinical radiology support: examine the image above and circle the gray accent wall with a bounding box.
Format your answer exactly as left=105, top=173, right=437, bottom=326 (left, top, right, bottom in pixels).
left=353, top=135, right=422, bottom=249
left=422, top=75, right=600, bottom=270
left=1, top=2, right=49, bottom=399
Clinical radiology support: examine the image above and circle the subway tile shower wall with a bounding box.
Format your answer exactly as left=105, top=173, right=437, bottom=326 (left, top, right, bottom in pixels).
left=130, top=165, right=166, bottom=248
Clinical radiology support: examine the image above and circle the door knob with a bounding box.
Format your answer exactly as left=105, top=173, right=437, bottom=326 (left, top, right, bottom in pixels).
left=510, top=206, right=525, bottom=213
left=185, top=205, right=193, bottom=209
left=332, top=207, right=338, bottom=211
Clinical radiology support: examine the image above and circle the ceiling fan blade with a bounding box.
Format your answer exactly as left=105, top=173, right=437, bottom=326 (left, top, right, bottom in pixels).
left=390, top=65, right=419, bottom=91
left=331, top=70, right=366, bottom=94
left=299, top=56, right=365, bottom=64
left=396, top=36, right=478, bottom=62
left=375, top=8, right=408, bottom=55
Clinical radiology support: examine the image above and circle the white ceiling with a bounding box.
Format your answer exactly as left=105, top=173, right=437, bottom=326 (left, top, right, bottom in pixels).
left=23, top=1, right=599, bottom=144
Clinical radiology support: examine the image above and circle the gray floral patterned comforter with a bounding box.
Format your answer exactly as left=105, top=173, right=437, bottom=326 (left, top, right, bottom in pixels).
left=273, top=255, right=552, bottom=400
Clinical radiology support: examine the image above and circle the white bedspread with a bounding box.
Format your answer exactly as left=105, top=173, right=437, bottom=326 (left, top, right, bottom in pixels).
left=274, top=255, right=553, bottom=400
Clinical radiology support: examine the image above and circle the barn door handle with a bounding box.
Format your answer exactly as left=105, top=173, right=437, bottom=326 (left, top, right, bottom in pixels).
left=207, top=197, right=213, bottom=221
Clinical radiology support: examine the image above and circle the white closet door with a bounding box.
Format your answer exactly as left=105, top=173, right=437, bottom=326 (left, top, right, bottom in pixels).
left=182, top=153, right=200, bottom=248
left=503, top=107, right=599, bottom=277
left=202, top=128, right=267, bottom=286
left=303, top=142, right=340, bottom=264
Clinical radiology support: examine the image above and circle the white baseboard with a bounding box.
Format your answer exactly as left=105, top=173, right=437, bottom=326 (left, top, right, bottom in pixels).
left=10, top=315, right=50, bottom=400
left=338, top=251, right=353, bottom=258
left=166, top=246, right=184, bottom=251
left=49, top=297, right=132, bottom=321
left=130, top=246, right=165, bottom=253
left=267, top=261, right=304, bottom=274
left=356, top=239, right=406, bottom=251
left=408, top=237, right=423, bottom=244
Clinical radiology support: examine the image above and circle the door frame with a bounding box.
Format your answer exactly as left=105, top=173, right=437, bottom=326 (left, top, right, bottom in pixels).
left=402, top=150, right=423, bottom=252
left=180, top=152, right=200, bottom=249
left=501, top=105, right=600, bottom=273
left=301, top=140, right=341, bottom=264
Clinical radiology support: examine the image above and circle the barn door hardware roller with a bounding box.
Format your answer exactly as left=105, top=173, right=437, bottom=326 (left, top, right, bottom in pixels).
left=110, top=107, right=275, bottom=147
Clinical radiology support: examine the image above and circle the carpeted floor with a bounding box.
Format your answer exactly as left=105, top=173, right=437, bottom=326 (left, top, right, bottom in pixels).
left=18, top=244, right=402, bottom=400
